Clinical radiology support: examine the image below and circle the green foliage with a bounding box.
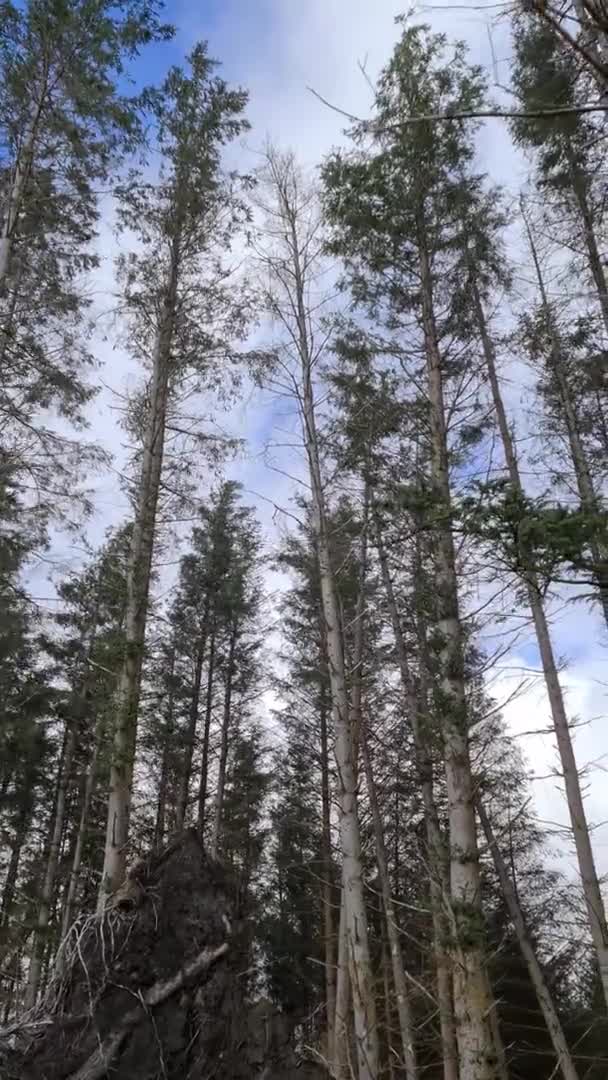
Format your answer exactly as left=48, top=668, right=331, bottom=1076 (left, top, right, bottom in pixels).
left=0, top=1, right=174, bottom=526
left=462, top=479, right=608, bottom=586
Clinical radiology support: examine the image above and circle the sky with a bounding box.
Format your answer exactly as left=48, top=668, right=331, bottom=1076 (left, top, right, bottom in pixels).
left=43, top=0, right=608, bottom=884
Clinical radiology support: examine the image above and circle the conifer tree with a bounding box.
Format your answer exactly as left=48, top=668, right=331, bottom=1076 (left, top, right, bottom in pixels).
left=255, top=146, right=379, bottom=1079
left=322, top=25, right=501, bottom=1079
left=99, top=47, right=251, bottom=900
left=0, top=0, right=173, bottom=533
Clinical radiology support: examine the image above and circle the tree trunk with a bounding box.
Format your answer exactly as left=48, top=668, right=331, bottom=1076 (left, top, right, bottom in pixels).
left=333, top=885, right=351, bottom=1079
left=28, top=608, right=100, bottom=1003
left=569, top=161, right=608, bottom=339
left=24, top=712, right=78, bottom=1008
left=210, top=622, right=238, bottom=858
left=60, top=710, right=103, bottom=941
left=0, top=798, right=30, bottom=930
left=154, top=647, right=177, bottom=847
left=353, top=491, right=417, bottom=1080
left=0, top=88, right=46, bottom=286
left=198, top=620, right=217, bottom=830
left=303, top=367, right=378, bottom=1080
left=523, top=211, right=608, bottom=630
left=382, top=940, right=397, bottom=1080
left=320, top=689, right=337, bottom=1062
left=375, top=515, right=459, bottom=1080
left=175, top=620, right=208, bottom=831
left=477, top=798, right=580, bottom=1080
left=98, top=241, right=179, bottom=905
left=286, top=198, right=377, bottom=1076
left=417, top=220, right=497, bottom=1080
left=361, top=728, right=418, bottom=1080
left=473, top=276, right=608, bottom=1010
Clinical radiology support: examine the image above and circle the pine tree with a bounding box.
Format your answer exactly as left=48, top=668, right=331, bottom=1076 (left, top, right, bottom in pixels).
left=322, top=24, right=502, bottom=1079
left=99, top=46, right=251, bottom=900
left=0, top=0, right=173, bottom=534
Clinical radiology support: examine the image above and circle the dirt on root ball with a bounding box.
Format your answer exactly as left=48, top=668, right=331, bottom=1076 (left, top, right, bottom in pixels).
left=3, top=830, right=253, bottom=1079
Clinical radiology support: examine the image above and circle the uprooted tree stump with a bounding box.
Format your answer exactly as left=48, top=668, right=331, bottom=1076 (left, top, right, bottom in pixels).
left=1, top=829, right=321, bottom=1079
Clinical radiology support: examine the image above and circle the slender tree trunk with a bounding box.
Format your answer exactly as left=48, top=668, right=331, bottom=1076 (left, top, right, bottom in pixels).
left=98, top=242, right=179, bottom=905
left=320, top=689, right=337, bottom=1062
left=154, top=744, right=170, bottom=849
left=375, top=515, right=459, bottom=1080
left=522, top=212, right=608, bottom=630
left=382, top=940, right=397, bottom=1080
left=154, top=646, right=176, bottom=846
left=175, top=619, right=208, bottom=831
left=198, top=620, right=217, bottom=830
left=27, top=609, right=100, bottom=1002
left=60, top=714, right=102, bottom=941
left=0, top=93, right=45, bottom=286
left=473, top=277, right=608, bottom=1009
left=361, top=728, right=418, bottom=1080
left=24, top=714, right=78, bottom=1008
left=0, top=799, right=30, bottom=930
left=353, top=490, right=417, bottom=1080
left=287, top=207, right=377, bottom=1076
left=0, top=263, right=25, bottom=373
left=304, top=379, right=378, bottom=1079
left=417, top=220, right=497, bottom=1080
left=210, top=622, right=238, bottom=858
left=477, top=799, right=580, bottom=1080
left=333, top=885, right=351, bottom=1079
left=569, top=162, right=608, bottom=339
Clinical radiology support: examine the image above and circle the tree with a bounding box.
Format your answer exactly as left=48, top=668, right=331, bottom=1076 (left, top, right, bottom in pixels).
left=322, top=24, right=502, bottom=1079
left=99, top=46, right=251, bottom=900
left=255, top=146, right=379, bottom=1079
left=458, top=179, right=608, bottom=1010
left=0, top=0, right=173, bottom=537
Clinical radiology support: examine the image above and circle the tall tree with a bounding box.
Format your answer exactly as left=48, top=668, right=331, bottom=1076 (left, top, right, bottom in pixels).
left=99, top=46, right=251, bottom=900
left=0, top=0, right=173, bottom=534
left=322, top=24, right=504, bottom=1079
left=256, top=147, right=379, bottom=1079
left=459, top=182, right=608, bottom=1010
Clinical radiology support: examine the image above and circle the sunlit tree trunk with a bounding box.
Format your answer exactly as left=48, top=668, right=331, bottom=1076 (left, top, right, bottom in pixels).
left=262, top=150, right=379, bottom=1078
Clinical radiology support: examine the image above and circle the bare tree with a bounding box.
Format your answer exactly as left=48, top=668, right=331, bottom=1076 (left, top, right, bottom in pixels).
left=253, top=146, right=379, bottom=1080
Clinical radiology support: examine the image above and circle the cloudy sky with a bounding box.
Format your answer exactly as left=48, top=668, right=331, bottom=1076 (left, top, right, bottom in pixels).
left=49, top=0, right=608, bottom=883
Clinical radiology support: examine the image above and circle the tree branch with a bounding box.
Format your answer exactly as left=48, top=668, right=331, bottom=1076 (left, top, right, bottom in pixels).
left=307, top=85, right=608, bottom=125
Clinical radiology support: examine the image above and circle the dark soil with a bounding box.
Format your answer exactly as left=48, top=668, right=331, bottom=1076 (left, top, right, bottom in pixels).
left=1, top=829, right=322, bottom=1079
